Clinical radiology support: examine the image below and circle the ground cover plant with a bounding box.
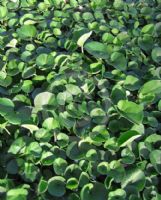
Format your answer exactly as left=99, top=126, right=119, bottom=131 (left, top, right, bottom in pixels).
left=0, top=0, right=161, bottom=199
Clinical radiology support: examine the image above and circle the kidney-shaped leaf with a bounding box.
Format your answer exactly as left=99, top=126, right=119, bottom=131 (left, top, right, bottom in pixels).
left=117, top=100, right=144, bottom=124
left=48, top=176, right=66, bottom=197
left=84, top=41, right=109, bottom=59
left=17, top=25, right=37, bottom=39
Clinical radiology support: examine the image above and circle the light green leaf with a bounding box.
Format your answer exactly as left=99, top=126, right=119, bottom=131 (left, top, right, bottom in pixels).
left=77, top=31, right=92, bottom=52
left=17, top=25, right=37, bottom=39
left=42, top=117, right=60, bottom=130
left=0, top=6, right=8, bottom=19
left=36, top=53, right=54, bottom=67
left=139, top=80, right=161, bottom=97
left=21, top=124, right=39, bottom=133
left=84, top=41, right=109, bottom=59
left=141, top=24, right=154, bottom=34
left=6, top=39, right=18, bottom=48
left=117, top=100, right=144, bottom=124
left=66, top=84, right=81, bottom=95
left=7, top=188, right=28, bottom=200
left=34, top=92, right=55, bottom=109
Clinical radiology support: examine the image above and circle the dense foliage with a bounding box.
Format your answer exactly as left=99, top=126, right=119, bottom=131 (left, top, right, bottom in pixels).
left=0, top=0, right=161, bottom=199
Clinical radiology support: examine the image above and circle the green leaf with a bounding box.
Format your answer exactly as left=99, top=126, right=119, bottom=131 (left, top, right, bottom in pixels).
left=42, top=117, right=60, bottom=130
left=7, top=188, right=28, bottom=200
left=118, top=130, right=141, bottom=147
left=77, top=31, right=92, bottom=52
left=90, top=125, right=109, bottom=142
left=17, top=25, right=37, bottom=39
left=151, top=47, right=161, bottom=63
left=79, top=172, right=89, bottom=187
left=57, top=133, right=69, bottom=147
left=139, top=80, right=161, bottom=97
left=0, top=6, right=8, bottom=19
left=158, top=100, right=161, bottom=111
left=90, top=108, right=107, bottom=124
left=150, top=150, right=161, bottom=174
left=117, top=100, right=144, bottom=124
left=121, top=168, right=145, bottom=191
left=41, top=151, right=55, bottom=166
left=23, top=163, right=39, bottom=182
left=111, top=84, right=126, bottom=104
left=21, top=124, right=39, bottom=133
left=66, top=178, right=79, bottom=190
left=110, top=52, right=127, bottom=71
left=84, top=41, right=109, bottom=59
left=66, top=84, right=81, bottom=95
left=108, top=189, right=126, bottom=200
left=80, top=183, right=107, bottom=200
left=97, top=162, right=110, bottom=175
left=53, top=158, right=68, bottom=175
left=26, top=142, right=42, bottom=157
left=0, top=98, right=14, bottom=116
left=124, top=75, right=140, bottom=91
left=6, top=159, right=18, bottom=175
left=37, top=179, right=48, bottom=194
left=48, top=176, right=66, bottom=197
left=21, top=80, right=33, bottom=93
left=57, top=91, right=73, bottom=105
left=34, top=92, right=55, bottom=109
left=141, top=24, right=154, bottom=34
left=36, top=53, right=54, bottom=68
left=8, top=137, right=28, bottom=155
left=6, top=39, right=18, bottom=48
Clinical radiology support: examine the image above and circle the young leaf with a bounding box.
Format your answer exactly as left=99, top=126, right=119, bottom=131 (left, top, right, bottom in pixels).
left=21, top=124, right=39, bottom=133
left=77, top=31, right=92, bottom=52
